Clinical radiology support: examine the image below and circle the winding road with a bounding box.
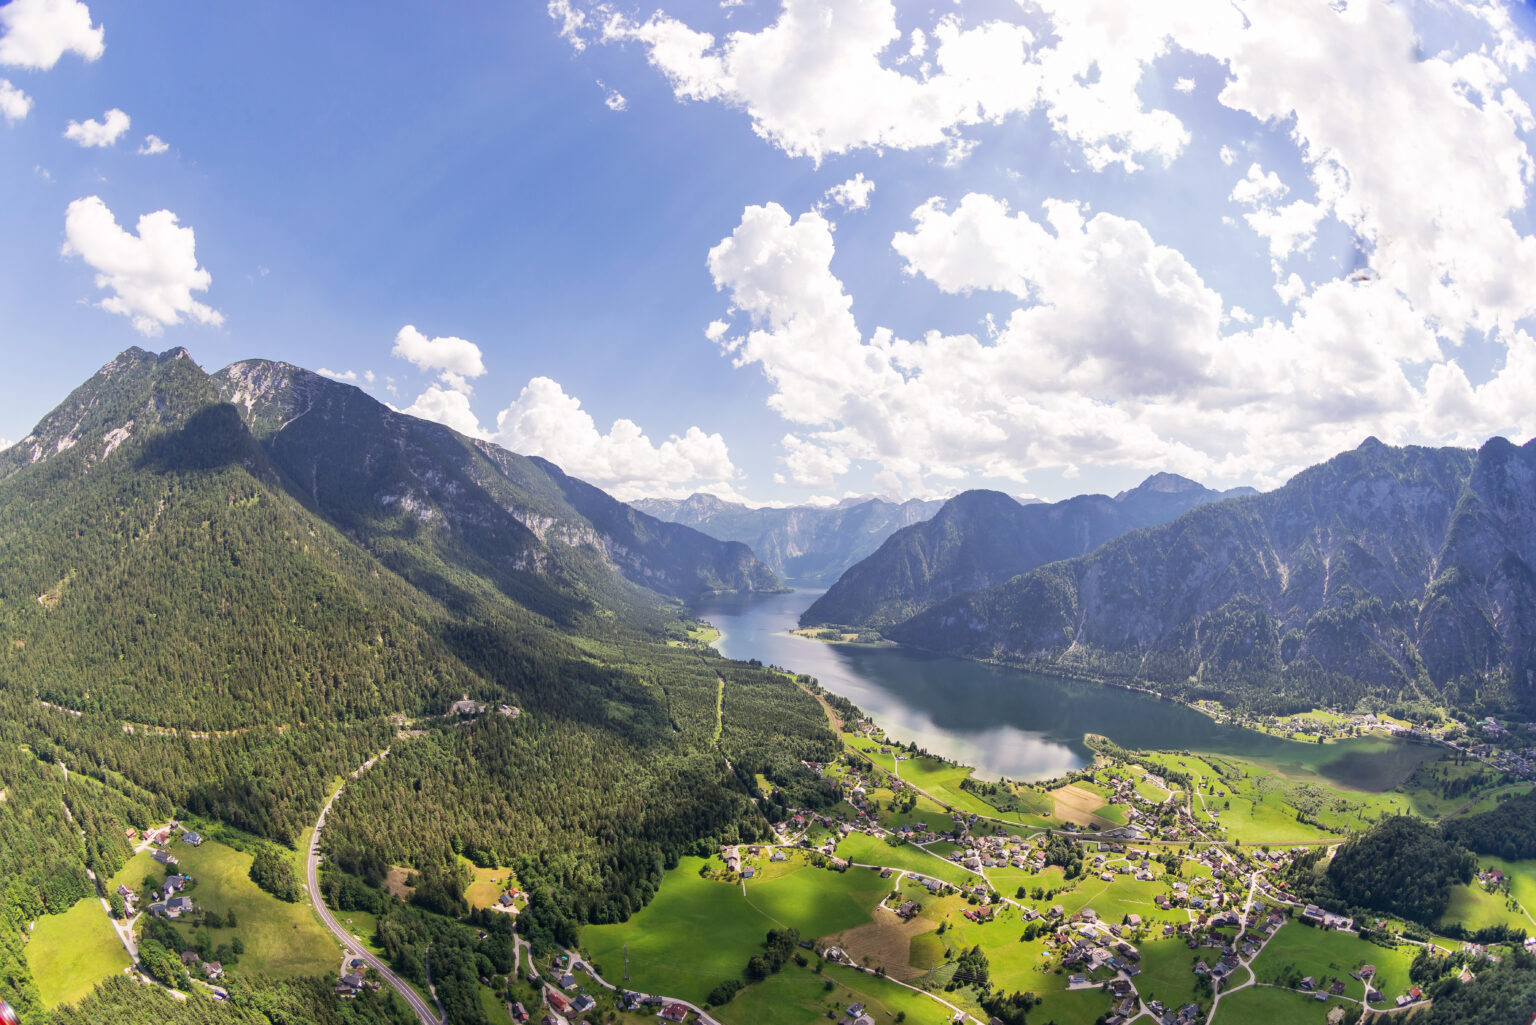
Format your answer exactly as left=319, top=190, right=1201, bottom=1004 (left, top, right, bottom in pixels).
left=304, top=750, right=445, bottom=1025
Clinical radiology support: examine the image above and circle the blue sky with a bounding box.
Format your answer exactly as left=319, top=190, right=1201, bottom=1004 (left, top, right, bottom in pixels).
left=3, top=0, right=1536, bottom=505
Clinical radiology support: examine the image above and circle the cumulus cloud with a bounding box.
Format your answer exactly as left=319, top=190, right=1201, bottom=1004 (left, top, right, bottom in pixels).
left=702, top=191, right=1536, bottom=497
left=0, top=78, right=32, bottom=121
left=495, top=376, right=738, bottom=499
left=601, top=82, right=628, bottom=111
left=138, top=133, right=168, bottom=155
left=593, top=0, right=1041, bottom=163
left=0, top=0, right=103, bottom=69
left=0, top=437, right=13, bottom=451
left=63, top=107, right=128, bottom=147
left=317, top=368, right=358, bottom=382
left=391, top=325, right=486, bottom=385
left=824, top=172, right=874, bottom=211
left=401, top=385, right=488, bottom=439
left=61, top=196, right=223, bottom=336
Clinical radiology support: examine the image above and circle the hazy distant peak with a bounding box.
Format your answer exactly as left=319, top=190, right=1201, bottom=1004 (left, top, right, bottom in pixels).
left=1115, top=471, right=1204, bottom=499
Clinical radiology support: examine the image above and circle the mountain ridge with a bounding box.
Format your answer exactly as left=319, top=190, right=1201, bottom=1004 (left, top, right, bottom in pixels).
left=892, top=438, right=1536, bottom=714
left=632, top=491, right=943, bottom=585
left=801, top=473, right=1255, bottom=629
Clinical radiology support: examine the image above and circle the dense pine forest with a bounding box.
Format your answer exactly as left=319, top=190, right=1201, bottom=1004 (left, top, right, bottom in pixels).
left=0, top=349, right=834, bottom=1022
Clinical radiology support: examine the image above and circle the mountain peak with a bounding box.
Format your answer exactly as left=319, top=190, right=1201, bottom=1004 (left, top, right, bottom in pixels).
left=1119, top=472, right=1203, bottom=499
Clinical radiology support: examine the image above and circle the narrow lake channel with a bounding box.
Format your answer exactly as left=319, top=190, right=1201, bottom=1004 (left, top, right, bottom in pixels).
left=694, top=588, right=1441, bottom=791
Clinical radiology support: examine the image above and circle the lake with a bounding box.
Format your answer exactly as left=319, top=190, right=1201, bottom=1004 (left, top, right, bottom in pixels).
left=694, top=588, right=1441, bottom=792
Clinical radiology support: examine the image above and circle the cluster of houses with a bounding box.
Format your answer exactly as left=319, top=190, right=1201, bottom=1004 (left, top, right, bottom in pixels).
left=1145, top=998, right=1202, bottom=1025
left=179, top=950, right=224, bottom=981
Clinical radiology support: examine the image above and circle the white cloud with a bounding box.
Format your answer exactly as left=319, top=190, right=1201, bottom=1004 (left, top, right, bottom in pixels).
left=63, top=107, right=128, bottom=147
left=0, top=437, right=13, bottom=451
left=0, top=0, right=103, bottom=69
left=780, top=432, right=849, bottom=487
left=138, top=133, right=168, bottom=155
left=597, top=0, right=1041, bottom=163
left=61, top=196, right=223, bottom=336
left=824, top=172, right=874, bottom=211
left=401, top=385, right=488, bottom=439
left=703, top=191, right=1536, bottom=497
left=1173, top=76, right=1195, bottom=93
left=547, top=0, right=589, bottom=51
left=495, top=376, right=738, bottom=499
left=317, top=368, right=358, bottom=382
left=390, top=325, right=486, bottom=384
left=600, top=81, right=628, bottom=111
left=1229, top=163, right=1286, bottom=205
left=0, top=78, right=32, bottom=121
left=1218, top=144, right=1236, bottom=165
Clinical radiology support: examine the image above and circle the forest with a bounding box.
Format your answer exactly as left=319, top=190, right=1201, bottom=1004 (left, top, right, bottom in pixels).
left=0, top=350, right=839, bottom=1021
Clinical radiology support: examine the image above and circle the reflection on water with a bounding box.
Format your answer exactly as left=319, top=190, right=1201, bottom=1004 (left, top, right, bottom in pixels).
left=696, top=588, right=1440, bottom=791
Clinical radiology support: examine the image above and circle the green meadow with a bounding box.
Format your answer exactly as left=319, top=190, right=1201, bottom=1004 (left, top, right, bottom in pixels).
left=834, top=832, right=978, bottom=887
left=27, top=897, right=131, bottom=1008
left=1250, top=923, right=1415, bottom=1003
left=715, top=959, right=960, bottom=1025
left=1211, top=983, right=1355, bottom=1025
left=581, top=854, right=887, bottom=1006
left=111, top=837, right=338, bottom=978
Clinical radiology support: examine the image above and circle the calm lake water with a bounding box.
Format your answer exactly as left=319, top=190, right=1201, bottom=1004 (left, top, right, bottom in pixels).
left=694, top=588, right=1441, bottom=792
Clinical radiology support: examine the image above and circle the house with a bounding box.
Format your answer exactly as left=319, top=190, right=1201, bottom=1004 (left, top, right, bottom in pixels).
left=571, top=994, right=596, bottom=1014
left=152, top=850, right=178, bottom=866
left=336, top=973, right=364, bottom=997
left=742, top=866, right=756, bottom=879
left=203, top=961, right=224, bottom=979
left=181, top=831, right=203, bottom=846
left=511, top=1003, right=529, bottom=1023
left=660, top=1002, right=689, bottom=1022
left=180, top=951, right=202, bottom=966
left=546, top=991, right=571, bottom=1014
left=166, top=896, right=194, bottom=917
left=163, top=874, right=189, bottom=894
left=559, top=972, right=577, bottom=989
left=498, top=891, right=516, bottom=907
left=770, top=849, right=787, bottom=862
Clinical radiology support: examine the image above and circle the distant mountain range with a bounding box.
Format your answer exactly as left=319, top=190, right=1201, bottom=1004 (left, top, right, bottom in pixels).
left=891, top=438, right=1536, bottom=715
left=801, top=473, right=1256, bottom=629
left=632, top=492, right=943, bottom=585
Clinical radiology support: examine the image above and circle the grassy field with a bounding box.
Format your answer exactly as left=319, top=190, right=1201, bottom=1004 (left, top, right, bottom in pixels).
left=715, top=959, right=959, bottom=1025
left=1135, top=938, right=1209, bottom=1014
left=1250, top=923, right=1416, bottom=1003
left=582, top=854, right=887, bottom=1006
left=1481, top=857, right=1536, bottom=924
left=28, top=897, right=131, bottom=1008
left=111, top=837, right=339, bottom=978
left=835, top=832, right=977, bottom=887
left=898, top=757, right=1053, bottom=825
left=1211, top=983, right=1355, bottom=1025
left=459, top=856, right=518, bottom=912
left=1438, top=882, right=1532, bottom=933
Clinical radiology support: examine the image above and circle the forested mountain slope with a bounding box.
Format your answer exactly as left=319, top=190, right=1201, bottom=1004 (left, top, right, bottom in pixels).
left=214, top=358, right=780, bottom=621
left=633, top=492, right=942, bottom=584
left=894, top=438, right=1536, bottom=714
left=0, top=348, right=833, bottom=1020
left=803, top=473, right=1253, bottom=629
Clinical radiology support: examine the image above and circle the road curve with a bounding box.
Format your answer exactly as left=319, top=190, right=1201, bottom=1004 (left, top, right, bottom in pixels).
left=305, top=751, right=444, bottom=1025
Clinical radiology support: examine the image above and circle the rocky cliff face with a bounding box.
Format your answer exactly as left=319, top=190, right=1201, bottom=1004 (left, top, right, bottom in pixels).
left=633, top=493, right=942, bottom=585
left=894, top=439, right=1535, bottom=714
left=802, top=475, right=1252, bottom=629
left=212, top=359, right=781, bottom=617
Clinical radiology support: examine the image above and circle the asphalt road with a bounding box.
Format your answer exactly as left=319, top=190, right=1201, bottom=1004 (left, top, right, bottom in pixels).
left=304, top=752, right=443, bottom=1025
